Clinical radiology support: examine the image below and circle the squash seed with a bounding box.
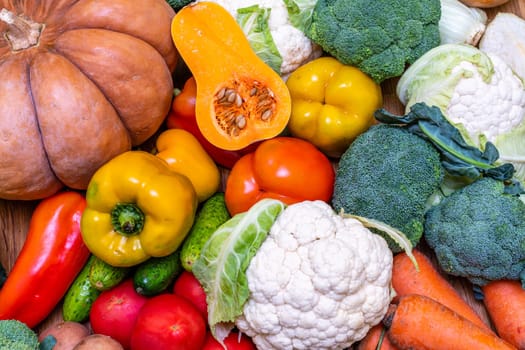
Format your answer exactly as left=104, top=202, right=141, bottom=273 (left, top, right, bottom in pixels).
left=213, top=79, right=277, bottom=137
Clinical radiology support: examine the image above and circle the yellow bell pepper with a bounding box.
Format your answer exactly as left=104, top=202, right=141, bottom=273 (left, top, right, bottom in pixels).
left=286, top=56, right=383, bottom=157
left=155, top=129, right=221, bottom=203
left=81, top=150, right=198, bottom=267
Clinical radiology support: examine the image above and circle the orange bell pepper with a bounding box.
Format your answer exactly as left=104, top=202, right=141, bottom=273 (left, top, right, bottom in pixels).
left=155, top=128, right=221, bottom=203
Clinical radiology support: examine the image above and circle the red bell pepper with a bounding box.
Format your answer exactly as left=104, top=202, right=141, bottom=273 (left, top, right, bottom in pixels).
left=166, top=76, right=255, bottom=168
left=0, top=191, right=90, bottom=327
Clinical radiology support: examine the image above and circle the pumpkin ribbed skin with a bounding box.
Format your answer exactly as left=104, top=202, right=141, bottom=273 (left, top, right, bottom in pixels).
left=0, top=0, right=177, bottom=200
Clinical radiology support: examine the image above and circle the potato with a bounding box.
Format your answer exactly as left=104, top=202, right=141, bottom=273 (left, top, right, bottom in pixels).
left=72, top=334, right=124, bottom=350
left=38, top=321, right=90, bottom=350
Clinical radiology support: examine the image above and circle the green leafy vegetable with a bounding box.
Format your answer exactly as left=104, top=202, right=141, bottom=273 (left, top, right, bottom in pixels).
left=236, top=5, right=282, bottom=73
left=374, top=102, right=515, bottom=181
left=192, top=198, right=286, bottom=344
left=283, top=0, right=318, bottom=32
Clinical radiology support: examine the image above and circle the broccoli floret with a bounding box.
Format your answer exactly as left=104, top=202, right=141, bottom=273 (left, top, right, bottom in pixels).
left=424, top=177, right=525, bottom=287
left=306, top=0, right=441, bottom=83
left=0, top=320, right=39, bottom=350
left=332, top=124, right=444, bottom=252
left=165, top=0, right=192, bottom=11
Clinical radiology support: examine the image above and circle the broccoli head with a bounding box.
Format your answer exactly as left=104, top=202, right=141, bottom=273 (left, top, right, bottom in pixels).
left=306, top=0, right=441, bottom=83
left=424, top=177, right=525, bottom=287
left=0, top=320, right=39, bottom=350
left=165, top=0, right=192, bottom=11
left=332, top=124, right=445, bottom=252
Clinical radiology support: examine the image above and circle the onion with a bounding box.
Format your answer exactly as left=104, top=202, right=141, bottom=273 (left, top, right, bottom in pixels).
left=439, top=0, right=488, bottom=46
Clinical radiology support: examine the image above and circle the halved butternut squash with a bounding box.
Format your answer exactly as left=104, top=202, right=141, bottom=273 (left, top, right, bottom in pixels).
left=171, top=1, right=291, bottom=151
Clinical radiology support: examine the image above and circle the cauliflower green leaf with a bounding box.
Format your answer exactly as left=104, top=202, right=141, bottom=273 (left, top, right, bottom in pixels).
left=236, top=5, right=282, bottom=73
left=192, top=198, right=286, bottom=345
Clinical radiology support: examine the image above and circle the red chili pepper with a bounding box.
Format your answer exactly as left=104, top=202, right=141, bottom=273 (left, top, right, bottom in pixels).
left=166, top=76, right=255, bottom=168
left=0, top=191, right=90, bottom=328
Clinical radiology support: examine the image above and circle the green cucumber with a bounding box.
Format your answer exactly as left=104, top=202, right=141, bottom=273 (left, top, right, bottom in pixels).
left=89, top=255, right=132, bottom=291
left=133, top=249, right=183, bottom=296
left=0, top=263, right=6, bottom=289
left=180, top=192, right=231, bottom=271
left=62, top=255, right=101, bottom=322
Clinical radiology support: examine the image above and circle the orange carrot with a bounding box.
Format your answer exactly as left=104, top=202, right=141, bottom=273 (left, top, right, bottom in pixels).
left=391, top=249, right=491, bottom=332
left=384, top=294, right=517, bottom=350
left=482, top=280, right=525, bottom=350
left=357, top=324, right=400, bottom=350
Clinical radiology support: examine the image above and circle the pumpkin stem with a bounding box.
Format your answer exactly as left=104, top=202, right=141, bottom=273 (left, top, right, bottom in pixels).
left=0, top=8, right=43, bottom=51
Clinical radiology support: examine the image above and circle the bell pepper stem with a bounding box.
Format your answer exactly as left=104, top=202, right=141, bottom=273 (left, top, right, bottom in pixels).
left=111, top=203, right=145, bottom=235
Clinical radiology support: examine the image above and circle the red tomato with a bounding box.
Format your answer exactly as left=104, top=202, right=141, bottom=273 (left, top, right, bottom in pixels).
left=202, top=331, right=256, bottom=350
left=172, top=270, right=208, bottom=320
left=89, top=278, right=149, bottom=349
left=225, top=136, right=335, bottom=215
left=130, top=293, right=206, bottom=350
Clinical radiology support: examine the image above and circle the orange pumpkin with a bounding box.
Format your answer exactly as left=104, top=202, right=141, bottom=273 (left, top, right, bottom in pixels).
left=0, top=0, right=177, bottom=200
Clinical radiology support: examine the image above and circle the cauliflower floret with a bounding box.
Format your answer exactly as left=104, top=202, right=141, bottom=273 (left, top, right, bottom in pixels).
left=479, top=12, right=525, bottom=81
left=445, top=53, right=525, bottom=182
left=446, top=54, right=525, bottom=144
left=235, top=200, right=393, bottom=350
left=194, top=0, right=322, bottom=76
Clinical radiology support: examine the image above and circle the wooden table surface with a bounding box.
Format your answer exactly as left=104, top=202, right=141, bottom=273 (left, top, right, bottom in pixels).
left=0, top=0, right=523, bottom=336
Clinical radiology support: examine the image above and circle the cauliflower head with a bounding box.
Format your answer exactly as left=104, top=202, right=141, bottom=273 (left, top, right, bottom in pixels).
left=235, top=200, right=393, bottom=350
left=195, top=0, right=322, bottom=76
left=444, top=54, right=525, bottom=145
left=397, top=43, right=525, bottom=184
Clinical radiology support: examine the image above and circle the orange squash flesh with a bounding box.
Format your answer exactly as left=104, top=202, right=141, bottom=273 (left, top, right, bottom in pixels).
left=171, top=2, right=291, bottom=151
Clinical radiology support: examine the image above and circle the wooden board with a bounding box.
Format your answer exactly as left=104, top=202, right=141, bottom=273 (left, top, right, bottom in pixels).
left=0, top=0, right=523, bottom=337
